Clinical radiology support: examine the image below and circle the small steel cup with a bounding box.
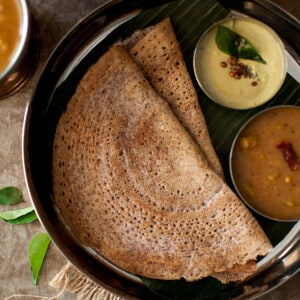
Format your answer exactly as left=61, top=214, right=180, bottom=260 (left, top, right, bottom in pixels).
left=0, top=0, right=39, bottom=99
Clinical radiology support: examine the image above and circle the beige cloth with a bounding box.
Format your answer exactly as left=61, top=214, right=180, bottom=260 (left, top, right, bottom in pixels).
left=5, top=263, right=124, bottom=300
left=49, top=263, right=124, bottom=300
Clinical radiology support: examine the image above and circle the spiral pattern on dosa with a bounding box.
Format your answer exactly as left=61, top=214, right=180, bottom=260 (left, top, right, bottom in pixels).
left=52, top=46, right=271, bottom=282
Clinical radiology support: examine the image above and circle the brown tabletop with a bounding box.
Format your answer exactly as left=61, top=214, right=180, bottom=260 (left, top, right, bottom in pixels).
left=0, top=0, right=299, bottom=299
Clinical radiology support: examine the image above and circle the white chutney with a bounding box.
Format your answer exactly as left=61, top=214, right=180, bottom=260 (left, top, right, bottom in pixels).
left=193, top=17, right=287, bottom=109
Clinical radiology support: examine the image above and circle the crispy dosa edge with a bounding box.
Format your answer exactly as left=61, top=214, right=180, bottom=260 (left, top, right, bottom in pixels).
left=120, top=18, right=224, bottom=179
left=52, top=45, right=272, bottom=283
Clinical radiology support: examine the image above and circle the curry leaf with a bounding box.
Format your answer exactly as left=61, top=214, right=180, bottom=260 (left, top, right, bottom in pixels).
left=0, top=186, right=23, bottom=205
left=0, top=206, right=37, bottom=224
left=8, top=211, right=37, bottom=224
left=29, top=233, right=51, bottom=285
left=215, top=25, right=267, bottom=64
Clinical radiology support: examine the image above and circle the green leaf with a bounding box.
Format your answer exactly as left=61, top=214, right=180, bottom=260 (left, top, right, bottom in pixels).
left=215, top=25, right=267, bottom=64
left=0, top=206, right=37, bottom=224
left=28, top=233, right=51, bottom=285
left=0, top=186, right=23, bottom=205
left=8, top=211, right=38, bottom=224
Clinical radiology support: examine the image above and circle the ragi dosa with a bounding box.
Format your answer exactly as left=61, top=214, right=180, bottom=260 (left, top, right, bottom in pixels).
left=120, top=18, right=224, bottom=178
left=52, top=45, right=272, bottom=283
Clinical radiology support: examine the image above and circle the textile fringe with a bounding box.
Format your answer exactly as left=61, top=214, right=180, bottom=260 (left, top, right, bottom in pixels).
left=5, top=263, right=124, bottom=300
left=50, top=263, right=124, bottom=300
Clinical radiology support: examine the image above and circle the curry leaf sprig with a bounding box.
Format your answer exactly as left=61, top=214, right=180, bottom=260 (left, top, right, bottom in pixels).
left=215, top=25, right=267, bottom=64
left=0, top=186, right=50, bottom=285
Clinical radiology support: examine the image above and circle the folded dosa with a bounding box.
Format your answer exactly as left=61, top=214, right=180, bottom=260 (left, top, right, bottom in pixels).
left=52, top=45, right=272, bottom=283
left=120, top=18, right=224, bottom=178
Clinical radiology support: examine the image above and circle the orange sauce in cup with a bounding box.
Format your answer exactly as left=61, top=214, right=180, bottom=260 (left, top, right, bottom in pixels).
left=0, top=0, right=21, bottom=73
left=231, top=106, right=300, bottom=221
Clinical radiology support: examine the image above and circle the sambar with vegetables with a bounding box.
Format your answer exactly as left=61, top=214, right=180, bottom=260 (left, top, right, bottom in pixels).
left=230, top=106, right=300, bottom=221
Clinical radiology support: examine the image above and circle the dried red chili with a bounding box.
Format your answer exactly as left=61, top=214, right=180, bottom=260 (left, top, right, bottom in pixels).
left=219, top=56, right=258, bottom=85
left=276, top=141, right=300, bottom=170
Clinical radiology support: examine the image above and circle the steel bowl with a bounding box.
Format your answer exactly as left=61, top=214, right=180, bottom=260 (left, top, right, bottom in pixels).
left=0, top=0, right=39, bottom=99
left=193, top=15, right=287, bottom=110
left=230, top=105, right=300, bottom=222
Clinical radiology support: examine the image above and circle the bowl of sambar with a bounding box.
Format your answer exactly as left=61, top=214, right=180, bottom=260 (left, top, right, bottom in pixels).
left=230, top=106, right=300, bottom=222
left=0, top=0, right=38, bottom=98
